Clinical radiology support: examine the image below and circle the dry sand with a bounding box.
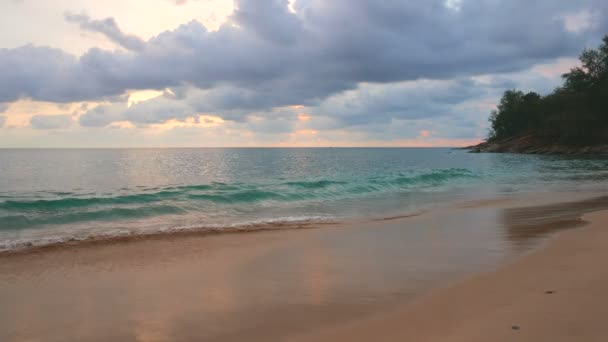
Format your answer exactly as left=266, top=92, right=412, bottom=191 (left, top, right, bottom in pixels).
left=295, top=210, right=608, bottom=342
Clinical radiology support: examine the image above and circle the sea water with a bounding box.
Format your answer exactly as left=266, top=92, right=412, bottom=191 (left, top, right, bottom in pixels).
left=1, top=148, right=608, bottom=251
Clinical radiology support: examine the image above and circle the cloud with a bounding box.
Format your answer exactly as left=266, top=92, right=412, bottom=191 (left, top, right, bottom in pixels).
left=2, top=0, right=607, bottom=121
left=78, top=103, right=128, bottom=127
left=0, top=103, right=7, bottom=113
left=0, top=115, right=5, bottom=127
left=232, top=0, right=302, bottom=44
left=0, top=53, right=571, bottom=147
left=0, top=45, right=125, bottom=103
left=310, top=78, right=501, bottom=128
left=65, top=13, right=146, bottom=51
left=77, top=54, right=576, bottom=138
left=30, top=114, right=73, bottom=129
left=562, top=9, right=599, bottom=33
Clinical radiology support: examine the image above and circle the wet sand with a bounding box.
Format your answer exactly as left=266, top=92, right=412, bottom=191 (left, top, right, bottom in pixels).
left=297, top=209, right=608, bottom=342
left=1, top=193, right=607, bottom=341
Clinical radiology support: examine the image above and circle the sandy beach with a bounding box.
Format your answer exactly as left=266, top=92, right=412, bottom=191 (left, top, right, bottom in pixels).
left=3, top=1, right=608, bottom=340
left=1, top=193, right=607, bottom=341
left=297, top=209, right=608, bottom=342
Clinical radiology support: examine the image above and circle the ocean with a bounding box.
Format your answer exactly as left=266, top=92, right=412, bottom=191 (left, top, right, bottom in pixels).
left=1, top=148, right=608, bottom=252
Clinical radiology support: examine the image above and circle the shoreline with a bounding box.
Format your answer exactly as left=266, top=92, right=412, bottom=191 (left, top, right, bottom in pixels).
left=0, top=218, right=340, bottom=256
left=2, top=192, right=608, bottom=341
left=296, top=209, right=608, bottom=341
left=2, top=191, right=604, bottom=256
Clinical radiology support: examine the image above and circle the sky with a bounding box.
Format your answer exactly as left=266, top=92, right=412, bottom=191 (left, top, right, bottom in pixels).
left=0, top=0, right=606, bottom=147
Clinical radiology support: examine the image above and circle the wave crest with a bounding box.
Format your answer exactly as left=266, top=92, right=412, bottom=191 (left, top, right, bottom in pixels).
left=0, top=168, right=479, bottom=231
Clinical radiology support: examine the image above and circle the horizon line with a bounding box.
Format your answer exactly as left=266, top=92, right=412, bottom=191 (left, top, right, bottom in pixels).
left=0, top=146, right=470, bottom=149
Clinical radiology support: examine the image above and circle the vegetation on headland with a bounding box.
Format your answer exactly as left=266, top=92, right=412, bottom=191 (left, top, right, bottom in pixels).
left=471, top=36, right=608, bottom=154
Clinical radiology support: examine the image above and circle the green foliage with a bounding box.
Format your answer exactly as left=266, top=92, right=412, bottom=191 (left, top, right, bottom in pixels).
left=488, top=36, right=608, bottom=145
left=489, top=90, right=542, bottom=140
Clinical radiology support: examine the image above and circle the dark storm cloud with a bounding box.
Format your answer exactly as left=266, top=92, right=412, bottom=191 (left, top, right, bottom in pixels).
left=2, top=0, right=607, bottom=111
left=30, top=114, right=73, bottom=129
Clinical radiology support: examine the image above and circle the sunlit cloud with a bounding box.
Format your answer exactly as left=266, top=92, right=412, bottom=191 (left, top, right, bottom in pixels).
left=287, top=0, right=297, bottom=14
left=128, top=90, right=165, bottom=107
left=297, top=114, right=312, bottom=122
left=148, top=115, right=224, bottom=131
left=1, top=100, right=94, bottom=128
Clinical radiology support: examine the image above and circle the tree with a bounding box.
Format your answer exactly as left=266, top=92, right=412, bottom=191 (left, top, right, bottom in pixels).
left=488, top=90, right=541, bottom=140
left=487, top=35, right=608, bottom=145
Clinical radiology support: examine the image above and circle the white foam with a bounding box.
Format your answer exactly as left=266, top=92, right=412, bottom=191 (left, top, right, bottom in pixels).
left=0, top=215, right=337, bottom=253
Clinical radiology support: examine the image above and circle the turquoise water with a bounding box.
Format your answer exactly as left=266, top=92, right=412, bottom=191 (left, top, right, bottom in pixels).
left=1, top=148, right=608, bottom=251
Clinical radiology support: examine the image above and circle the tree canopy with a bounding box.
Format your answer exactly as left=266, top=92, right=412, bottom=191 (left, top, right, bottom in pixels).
left=489, top=36, right=608, bottom=145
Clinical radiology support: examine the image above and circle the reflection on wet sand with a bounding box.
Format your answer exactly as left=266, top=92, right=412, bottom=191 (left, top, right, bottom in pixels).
left=502, top=196, right=608, bottom=246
